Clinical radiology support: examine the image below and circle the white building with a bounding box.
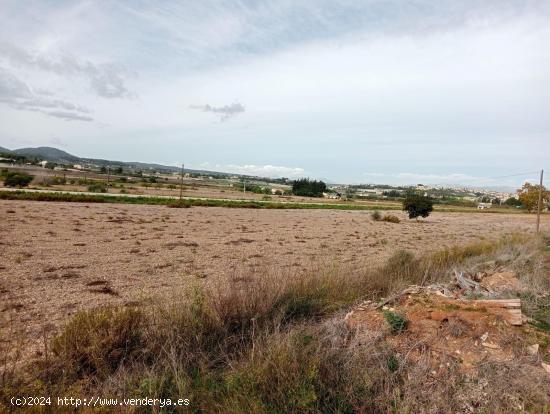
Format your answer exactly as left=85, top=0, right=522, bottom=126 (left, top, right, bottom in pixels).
left=477, top=202, right=492, bottom=210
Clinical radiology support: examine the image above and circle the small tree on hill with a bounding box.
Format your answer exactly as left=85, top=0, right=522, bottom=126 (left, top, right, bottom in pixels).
left=403, top=193, right=433, bottom=220
left=3, top=171, right=34, bottom=187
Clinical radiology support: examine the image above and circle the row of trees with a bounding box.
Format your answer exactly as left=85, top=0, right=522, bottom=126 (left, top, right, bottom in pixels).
left=291, top=179, right=327, bottom=197
left=0, top=170, right=34, bottom=187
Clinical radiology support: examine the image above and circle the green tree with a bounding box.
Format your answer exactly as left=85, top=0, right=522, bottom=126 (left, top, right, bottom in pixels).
left=291, top=179, right=327, bottom=197
left=402, top=193, right=434, bottom=219
left=504, top=197, right=522, bottom=207
left=3, top=171, right=34, bottom=187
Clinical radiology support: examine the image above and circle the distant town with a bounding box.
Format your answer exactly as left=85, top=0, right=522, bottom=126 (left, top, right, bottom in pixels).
left=0, top=146, right=528, bottom=210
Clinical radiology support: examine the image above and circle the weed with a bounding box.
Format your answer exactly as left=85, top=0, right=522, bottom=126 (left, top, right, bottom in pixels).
left=383, top=310, right=408, bottom=333
left=382, top=214, right=400, bottom=223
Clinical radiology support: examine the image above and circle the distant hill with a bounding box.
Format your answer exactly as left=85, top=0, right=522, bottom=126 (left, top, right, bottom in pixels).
left=0, top=145, right=241, bottom=177
left=13, top=146, right=80, bottom=163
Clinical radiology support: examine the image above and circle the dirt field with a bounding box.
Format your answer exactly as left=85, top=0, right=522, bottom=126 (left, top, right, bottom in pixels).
left=1, top=200, right=547, bottom=358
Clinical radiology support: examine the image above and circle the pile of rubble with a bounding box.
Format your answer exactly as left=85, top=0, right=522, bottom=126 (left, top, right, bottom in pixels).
left=345, top=268, right=550, bottom=375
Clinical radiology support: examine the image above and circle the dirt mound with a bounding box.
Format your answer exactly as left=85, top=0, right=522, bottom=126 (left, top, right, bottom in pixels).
left=345, top=270, right=549, bottom=376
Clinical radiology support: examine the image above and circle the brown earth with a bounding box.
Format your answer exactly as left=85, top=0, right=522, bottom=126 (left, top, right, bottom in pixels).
left=0, top=199, right=548, bottom=358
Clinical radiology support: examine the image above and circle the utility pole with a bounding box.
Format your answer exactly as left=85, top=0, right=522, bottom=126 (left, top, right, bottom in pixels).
left=243, top=179, right=246, bottom=194
left=107, top=166, right=110, bottom=186
left=536, top=169, right=544, bottom=234
left=179, top=163, right=184, bottom=200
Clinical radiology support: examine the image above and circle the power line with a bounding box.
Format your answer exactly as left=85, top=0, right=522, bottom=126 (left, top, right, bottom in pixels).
left=488, top=171, right=540, bottom=179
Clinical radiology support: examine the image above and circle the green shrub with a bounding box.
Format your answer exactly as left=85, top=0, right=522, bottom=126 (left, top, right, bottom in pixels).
left=371, top=210, right=382, bottom=221
left=87, top=183, right=107, bottom=193
left=387, top=354, right=399, bottom=372
left=383, top=310, right=408, bottom=334
left=403, top=194, right=434, bottom=219
left=2, top=171, right=34, bottom=187
left=46, top=176, right=66, bottom=185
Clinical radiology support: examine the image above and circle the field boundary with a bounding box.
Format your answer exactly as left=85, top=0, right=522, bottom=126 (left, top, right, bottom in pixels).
left=0, top=189, right=540, bottom=213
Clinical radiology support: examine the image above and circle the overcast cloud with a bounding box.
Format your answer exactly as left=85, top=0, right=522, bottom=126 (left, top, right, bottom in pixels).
left=190, top=102, right=245, bottom=121
left=0, top=0, right=548, bottom=185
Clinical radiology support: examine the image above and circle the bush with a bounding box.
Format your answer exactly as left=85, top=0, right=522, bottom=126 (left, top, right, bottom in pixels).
left=371, top=210, right=382, bottom=221
left=382, top=214, right=400, bottom=223
left=403, top=194, right=434, bottom=219
left=2, top=171, right=34, bottom=187
left=87, top=183, right=107, bottom=193
left=49, top=176, right=66, bottom=185
left=50, top=307, right=145, bottom=379
left=383, top=310, right=408, bottom=333
left=504, top=197, right=522, bottom=207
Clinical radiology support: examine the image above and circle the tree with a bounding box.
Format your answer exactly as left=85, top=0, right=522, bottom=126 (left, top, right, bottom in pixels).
left=402, top=193, right=433, bottom=219
left=517, top=182, right=549, bottom=213
left=292, top=179, right=327, bottom=197
left=3, top=171, right=34, bottom=187
left=504, top=197, right=522, bottom=207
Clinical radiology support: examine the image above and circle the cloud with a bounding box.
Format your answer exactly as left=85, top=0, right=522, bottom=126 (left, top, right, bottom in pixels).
left=0, top=42, right=135, bottom=99
left=0, top=67, right=32, bottom=99
left=190, top=102, right=245, bottom=121
left=0, top=67, right=93, bottom=121
left=42, top=110, right=94, bottom=122
left=198, top=162, right=305, bottom=178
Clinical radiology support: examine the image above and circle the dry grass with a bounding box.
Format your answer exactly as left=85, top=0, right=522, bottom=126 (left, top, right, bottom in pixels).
left=1, top=233, right=549, bottom=413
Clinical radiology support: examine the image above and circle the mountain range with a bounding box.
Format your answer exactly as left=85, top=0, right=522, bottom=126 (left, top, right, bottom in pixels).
left=0, top=146, right=224, bottom=176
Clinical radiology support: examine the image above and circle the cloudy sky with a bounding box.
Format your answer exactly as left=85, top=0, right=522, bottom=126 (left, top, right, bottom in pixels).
left=0, top=1, right=548, bottom=186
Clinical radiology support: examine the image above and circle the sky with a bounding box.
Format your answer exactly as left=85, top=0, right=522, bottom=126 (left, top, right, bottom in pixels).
left=0, top=0, right=548, bottom=187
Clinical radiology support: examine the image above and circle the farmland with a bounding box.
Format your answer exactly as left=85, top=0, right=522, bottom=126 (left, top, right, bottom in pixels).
left=1, top=200, right=547, bottom=359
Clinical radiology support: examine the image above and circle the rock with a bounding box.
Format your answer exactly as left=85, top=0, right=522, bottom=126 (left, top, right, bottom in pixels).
left=482, top=342, right=500, bottom=349
left=480, top=271, right=520, bottom=292
left=542, top=363, right=550, bottom=374
left=527, top=344, right=539, bottom=355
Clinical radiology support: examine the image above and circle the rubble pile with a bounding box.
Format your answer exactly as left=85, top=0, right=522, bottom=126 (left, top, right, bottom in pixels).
left=345, top=268, right=549, bottom=375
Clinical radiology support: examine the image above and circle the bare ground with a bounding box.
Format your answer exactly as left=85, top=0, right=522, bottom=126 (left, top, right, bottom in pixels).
left=0, top=200, right=547, bottom=358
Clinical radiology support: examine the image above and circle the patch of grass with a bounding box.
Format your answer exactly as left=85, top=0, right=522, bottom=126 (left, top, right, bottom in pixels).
left=48, top=307, right=145, bottom=380
left=383, top=310, right=408, bottom=333
left=87, top=183, right=108, bottom=193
